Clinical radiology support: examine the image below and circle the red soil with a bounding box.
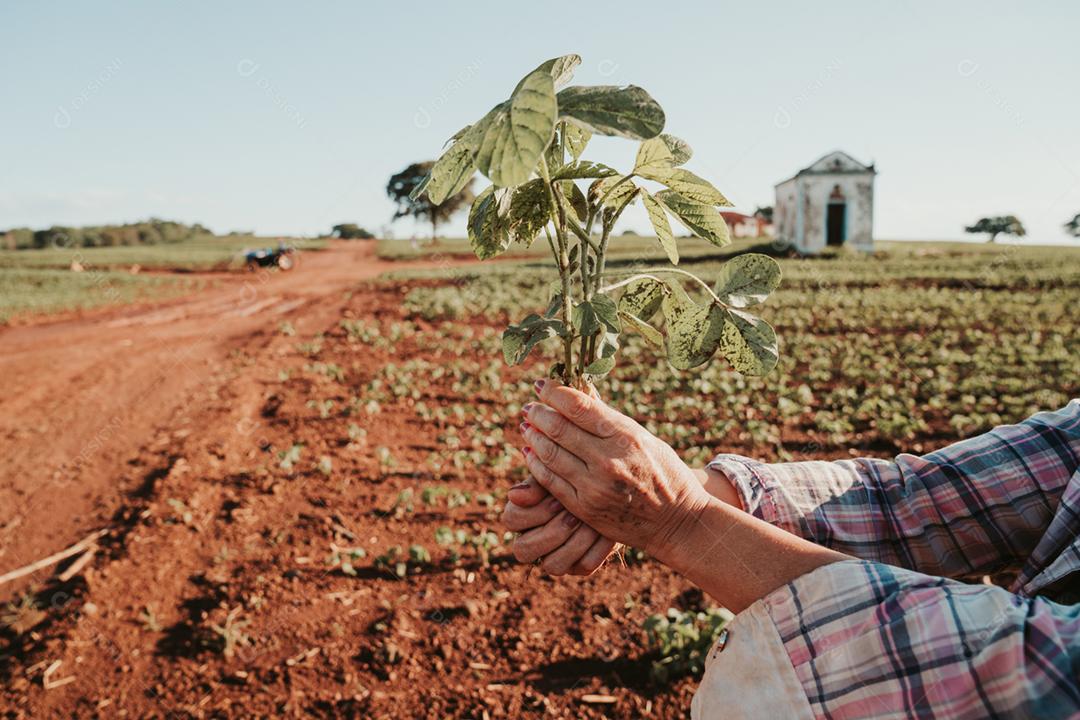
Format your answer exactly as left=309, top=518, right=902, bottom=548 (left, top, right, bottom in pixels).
left=0, top=241, right=703, bottom=718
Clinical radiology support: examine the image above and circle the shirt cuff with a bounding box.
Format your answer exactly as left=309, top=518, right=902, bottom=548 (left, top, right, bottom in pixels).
left=706, top=453, right=779, bottom=523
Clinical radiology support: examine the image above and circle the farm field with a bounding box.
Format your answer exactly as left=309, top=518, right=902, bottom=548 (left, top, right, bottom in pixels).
left=0, top=240, right=1076, bottom=718
left=0, top=236, right=327, bottom=324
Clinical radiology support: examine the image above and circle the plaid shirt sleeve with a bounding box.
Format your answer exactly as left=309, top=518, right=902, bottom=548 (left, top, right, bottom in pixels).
left=695, top=559, right=1080, bottom=719
left=708, top=401, right=1080, bottom=579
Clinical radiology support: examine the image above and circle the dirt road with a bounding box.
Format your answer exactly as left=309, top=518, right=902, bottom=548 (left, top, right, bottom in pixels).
left=0, top=241, right=449, bottom=584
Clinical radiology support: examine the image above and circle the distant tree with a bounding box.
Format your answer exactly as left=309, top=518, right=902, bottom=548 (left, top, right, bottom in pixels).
left=754, top=206, right=774, bottom=223
left=386, top=161, right=474, bottom=241
left=965, top=215, right=1026, bottom=243
left=331, top=223, right=375, bottom=240
left=1065, top=213, right=1080, bottom=238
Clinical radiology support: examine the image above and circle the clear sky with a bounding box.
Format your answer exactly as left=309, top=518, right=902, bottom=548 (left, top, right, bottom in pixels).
left=2, top=1, right=1078, bottom=243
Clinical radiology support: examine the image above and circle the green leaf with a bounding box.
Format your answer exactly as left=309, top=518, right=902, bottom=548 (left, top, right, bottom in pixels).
left=584, top=355, right=615, bottom=376
left=557, top=85, right=665, bottom=140
left=719, top=309, right=778, bottom=376
left=713, top=254, right=782, bottom=308
left=660, top=134, right=692, bottom=166
left=544, top=292, right=563, bottom=318
left=572, top=295, right=621, bottom=337
left=506, top=179, right=551, bottom=246
left=640, top=168, right=730, bottom=206
left=655, top=191, right=731, bottom=246
left=588, top=175, right=638, bottom=209
left=544, top=124, right=566, bottom=171
left=408, top=173, right=431, bottom=202
left=564, top=123, right=591, bottom=160
left=427, top=140, right=476, bottom=205
left=617, top=278, right=664, bottom=320
left=474, top=70, right=558, bottom=187
left=552, top=161, right=617, bottom=180
left=585, top=329, right=620, bottom=376
left=502, top=313, right=565, bottom=365
left=525, top=54, right=582, bottom=90
left=467, top=186, right=511, bottom=260
left=446, top=124, right=472, bottom=144
left=633, top=134, right=693, bottom=175
left=619, top=311, right=664, bottom=347
left=661, top=284, right=727, bottom=370
left=557, top=181, right=589, bottom=222
left=634, top=137, right=673, bottom=174
left=641, top=192, right=677, bottom=264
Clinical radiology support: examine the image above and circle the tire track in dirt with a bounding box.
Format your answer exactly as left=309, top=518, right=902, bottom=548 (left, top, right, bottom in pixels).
left=0, top=241, right=472, bottom=591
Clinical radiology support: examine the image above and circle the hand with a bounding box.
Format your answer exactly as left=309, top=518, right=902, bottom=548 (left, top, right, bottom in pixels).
left=503, top=475, right=617, bottom=575
left=518, top=380, right=713, bottom=564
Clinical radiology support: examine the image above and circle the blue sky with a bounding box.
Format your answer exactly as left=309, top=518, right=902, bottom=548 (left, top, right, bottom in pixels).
left=2, top=1, right=1078, bottom=243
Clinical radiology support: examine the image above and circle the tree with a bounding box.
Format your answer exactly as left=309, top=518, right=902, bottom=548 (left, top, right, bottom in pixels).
left=753, top=206, right=773, bottom=223
left=1065, top=213, right=1080, bottom=238
left=964, top=215, right=1026, bottom=243
left=331, top=223, right=374, bottom=239
left=386, top=161, right=473, bottom=240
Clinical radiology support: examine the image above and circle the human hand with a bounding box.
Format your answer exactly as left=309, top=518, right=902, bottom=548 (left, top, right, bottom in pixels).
left=518, top=380, right=712, bottom=564
left=502, top=475, right=617, bottom=575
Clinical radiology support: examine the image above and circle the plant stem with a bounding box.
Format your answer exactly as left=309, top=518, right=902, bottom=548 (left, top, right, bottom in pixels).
left=564, top=214, right=601, bottom=256
left=594, top=173, right=636, bottom=220
left=593, top=217, right=615, bottom=295
left=538, top=155, right=575, bottom=384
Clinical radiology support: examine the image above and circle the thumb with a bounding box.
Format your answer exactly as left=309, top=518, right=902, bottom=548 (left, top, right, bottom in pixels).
left=507, top=476, right=548, bottom=507
left=524, top=450, right=579, bottom=515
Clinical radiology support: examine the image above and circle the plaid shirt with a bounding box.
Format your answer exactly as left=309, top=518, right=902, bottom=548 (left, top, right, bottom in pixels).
left=695, top=400, right=1080, bottom=719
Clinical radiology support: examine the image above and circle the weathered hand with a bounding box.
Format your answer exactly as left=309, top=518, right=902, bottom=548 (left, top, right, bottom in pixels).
left=517, top=380, right=712, bottom=564
left=503, top=476, right=616, bottom=575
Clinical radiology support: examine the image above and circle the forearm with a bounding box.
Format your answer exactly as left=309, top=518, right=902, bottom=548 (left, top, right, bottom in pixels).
left=703, top=402, right=1080, bottom=578
left=658, top=496, right=848, bottom=614
left=691, top=466, right=743, bottom=509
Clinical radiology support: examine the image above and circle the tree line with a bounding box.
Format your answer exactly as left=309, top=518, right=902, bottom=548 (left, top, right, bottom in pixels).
left=2, top=219, right=212, bottom=250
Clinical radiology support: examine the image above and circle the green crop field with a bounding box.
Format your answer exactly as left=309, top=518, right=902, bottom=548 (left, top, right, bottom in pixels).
left=388, top=240, right=1080, bottom=460
left=376, top=233, right=761, bottom=261
left=0, top=236, right=326, bottom=322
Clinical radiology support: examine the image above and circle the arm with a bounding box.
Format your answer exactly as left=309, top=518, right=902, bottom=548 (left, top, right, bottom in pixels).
left=710, top=400, right=1080, bottom=579
left=516, top=381, right=848, bottom=613
left=700, top=558, right=1080, bottom=717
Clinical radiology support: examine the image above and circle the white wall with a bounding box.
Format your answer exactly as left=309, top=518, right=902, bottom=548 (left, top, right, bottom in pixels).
left=775, top=172, right=874, bottom=253
left=774, top=178, right=799, bottom=249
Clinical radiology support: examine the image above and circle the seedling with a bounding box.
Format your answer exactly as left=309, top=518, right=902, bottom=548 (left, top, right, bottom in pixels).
left=413, top=54, right=782, bottom=387
left=434, top=526, right=504, bottom=567
left=327, top=545, right=367, bottom=576
left=306, top=398, right=335, bottom=419
left=166, top=497, right=194, bottom=526
left=139, top=605, right=162, bottom=633
left=374, top=545, right=430, bottom=578
left=210, top=606, right=251, bottom=659
left=643, top=606, right=732, bottom=684
left=2, top=594, right=46, bottom=636
left=278, top=443, right=303, bottom=471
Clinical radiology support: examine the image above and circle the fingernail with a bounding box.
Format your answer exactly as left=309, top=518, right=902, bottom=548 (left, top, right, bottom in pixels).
left=510, top=482, right=530, bottom=491
left=519, top=422, right=531, bottom=435
left=561, top=513, right=581, bottom=529
left=522, top=446, right=532, bottom=456
left=546, top=496, right=562, bottom=512
left=521, top=402, right=535, bottom=416
left=534, top=379, right=546, bottom=395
